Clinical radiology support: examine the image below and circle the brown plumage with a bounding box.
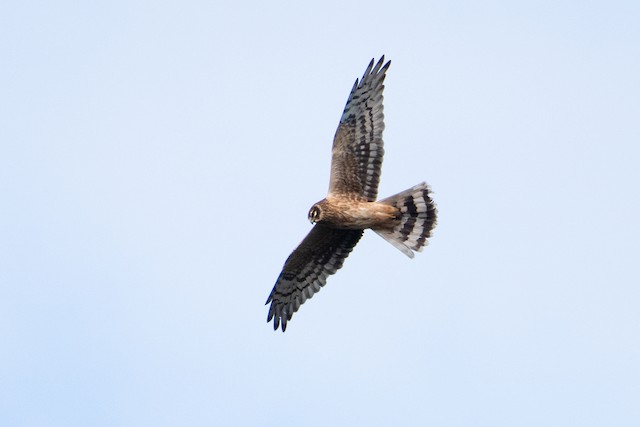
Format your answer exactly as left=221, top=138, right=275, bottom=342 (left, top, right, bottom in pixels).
left=266, top=57, right=437, bottom=331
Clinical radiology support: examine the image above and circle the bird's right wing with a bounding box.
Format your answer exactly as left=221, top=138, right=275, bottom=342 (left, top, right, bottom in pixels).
left=266, top=225, right=363, bottom=332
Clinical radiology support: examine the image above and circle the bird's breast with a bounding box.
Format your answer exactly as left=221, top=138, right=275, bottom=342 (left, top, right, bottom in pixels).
left=321, top=198, right=397, bottom=230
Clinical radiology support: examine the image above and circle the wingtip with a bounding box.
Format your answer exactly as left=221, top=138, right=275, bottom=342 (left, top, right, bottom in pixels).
left=271, top=315, right=287, bottom=332
left=382, top=58, right=391, bottom=71
left=378, top=56, right=391, bottom=74
left=267, top=305, right=290, bottom=332
left=362, top=58, right=376, bottom=79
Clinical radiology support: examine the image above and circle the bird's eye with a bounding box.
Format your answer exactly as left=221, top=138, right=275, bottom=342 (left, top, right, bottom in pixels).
left=309, top=207, right=320, bottom=221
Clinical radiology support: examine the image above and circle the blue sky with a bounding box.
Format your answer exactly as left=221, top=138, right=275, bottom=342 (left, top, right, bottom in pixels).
left=1, top=1, right=639, bottom=425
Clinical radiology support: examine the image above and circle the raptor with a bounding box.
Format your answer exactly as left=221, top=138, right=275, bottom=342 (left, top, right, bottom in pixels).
left=266, top=57, right=437, bottom=331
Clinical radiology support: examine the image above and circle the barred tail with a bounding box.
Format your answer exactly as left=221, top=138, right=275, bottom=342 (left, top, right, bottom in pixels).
left=373, top=182, right=437, bottom=258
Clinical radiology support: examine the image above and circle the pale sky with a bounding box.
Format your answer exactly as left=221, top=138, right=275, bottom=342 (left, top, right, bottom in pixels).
left=1, top=1, right=639, bottom=426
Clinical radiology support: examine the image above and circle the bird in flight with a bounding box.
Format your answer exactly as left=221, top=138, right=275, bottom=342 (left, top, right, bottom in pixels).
left=266, top=57, right=437, bottom=331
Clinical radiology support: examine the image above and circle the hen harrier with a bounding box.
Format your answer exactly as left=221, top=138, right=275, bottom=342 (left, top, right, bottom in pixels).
left=266, top=57, right=437, bottom=331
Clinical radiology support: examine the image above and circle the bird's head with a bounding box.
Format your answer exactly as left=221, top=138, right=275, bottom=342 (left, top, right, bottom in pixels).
left=308, top=204, right=323, bottom=224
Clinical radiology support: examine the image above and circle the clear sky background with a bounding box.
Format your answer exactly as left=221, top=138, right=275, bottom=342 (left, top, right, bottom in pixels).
left=1, top=1, right=639, bottom=426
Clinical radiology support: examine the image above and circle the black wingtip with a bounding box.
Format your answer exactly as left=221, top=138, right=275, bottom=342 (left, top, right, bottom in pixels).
left=366, top=56, right=391, bottom=79
left=382, top=57, right=391, bottom=71
left=375, top=55, right=388, bottom=64
left=269, top=316, right=287, bottom=332
left=362, top=58, right=376, bottom=79
left=267, top=307, right=288, bottom=332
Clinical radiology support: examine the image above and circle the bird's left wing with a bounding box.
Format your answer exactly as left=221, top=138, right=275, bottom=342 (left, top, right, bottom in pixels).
left=266, top=225, right=363, bottom=332
left=328, top=56, right=390, bottom=201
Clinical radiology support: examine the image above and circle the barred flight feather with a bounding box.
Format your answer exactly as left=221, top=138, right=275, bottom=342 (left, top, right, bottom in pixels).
left=374, top=183, right=437, bottom=258
left=329, top=56, right=390, bottom=201
left=265, top=226, right=363, bottom=331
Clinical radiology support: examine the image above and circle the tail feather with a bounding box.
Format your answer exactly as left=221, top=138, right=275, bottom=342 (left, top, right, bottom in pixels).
left=374, top=182, right=437, bottom=258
